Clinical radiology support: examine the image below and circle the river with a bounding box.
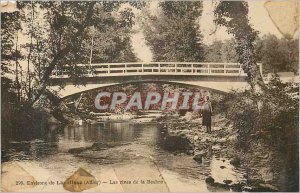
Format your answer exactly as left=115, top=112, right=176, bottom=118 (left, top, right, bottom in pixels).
left=2, top=121, right=245, bottom=192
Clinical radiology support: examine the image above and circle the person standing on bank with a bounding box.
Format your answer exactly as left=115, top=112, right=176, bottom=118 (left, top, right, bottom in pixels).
left=202, top=95, right=212, bottom=133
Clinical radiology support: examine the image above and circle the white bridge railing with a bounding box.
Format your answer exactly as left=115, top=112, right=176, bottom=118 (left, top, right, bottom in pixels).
left=51, top=62, right=262, bottom=78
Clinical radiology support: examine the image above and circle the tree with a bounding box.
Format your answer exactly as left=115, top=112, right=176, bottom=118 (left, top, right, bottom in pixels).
left=255, top=34, right=299, bottom=74
left=214, top=1, right=265, bottom=92
left=140, top=1, right=204, bottom=62
left=1, top=1, right=140, bottom=106
left=19, top=1, right=45, bottom=100
left=1, top=9, right=22, bottom=102
left=214, top=3, right=299, bottom=189
left=25, top=1, right=97, bottom=106
left=204, top=39, right=238, bottom=62
left=83, top=7, right=138, bottom=63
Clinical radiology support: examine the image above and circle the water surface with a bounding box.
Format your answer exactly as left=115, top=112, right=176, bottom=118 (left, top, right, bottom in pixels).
left=2, top=121, right=242, bottom=192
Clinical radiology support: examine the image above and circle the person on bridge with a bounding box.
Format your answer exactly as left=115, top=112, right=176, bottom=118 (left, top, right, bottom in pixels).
left=202, top=95, right=212, bottom=133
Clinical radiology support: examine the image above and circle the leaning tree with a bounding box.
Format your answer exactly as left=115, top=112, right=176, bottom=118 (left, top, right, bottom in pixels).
left=214, top=1, right=266, bottom=93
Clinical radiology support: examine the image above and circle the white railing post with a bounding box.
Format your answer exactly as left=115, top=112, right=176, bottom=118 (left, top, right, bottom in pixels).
left=208, top=64, right=210, bottom=74
left=192, top=64, right=194, bottom=73
left=108, top=64, right=110, bottom=74
left=55, top=65, right=58, bottom=76
left=159, top=63, right=161, bottom=73
left=240, top=64, right=243, bottom=75
left=125, top=63, right=127, bottom=73
left=88, top=64, right=92, bottom=76
left=259, top=63, right=263, bottom=76
left=142, top=63, right=144, bottom=73
left=175, top=63, right=177, bottom=73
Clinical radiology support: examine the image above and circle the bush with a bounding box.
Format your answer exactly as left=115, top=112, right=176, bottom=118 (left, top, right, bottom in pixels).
left=222, top=75, right=299, bottom=150
left=221, top=75, right=299, bottom=191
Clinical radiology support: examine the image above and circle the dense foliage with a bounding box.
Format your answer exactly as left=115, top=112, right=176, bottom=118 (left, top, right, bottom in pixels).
left=256, top=34, right=299, bottom=74
left=221, top=76, right=298, bottom=150
left=1, top=10, right=23, bottom=104
left=220, top=76, right=299, bottom=191
left=203, top=39, right=238, bottom=63
left=1, top=1, right=141, bottom=106
left=203, top=35, right=299, bottom=74
left=140, top=1, right=204, bottom=61
left=214, top=1, right=264, bottom=91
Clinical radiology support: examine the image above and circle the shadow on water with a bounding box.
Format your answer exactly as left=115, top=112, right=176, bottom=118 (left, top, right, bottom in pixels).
left=1, top=124, right=61, bottom=161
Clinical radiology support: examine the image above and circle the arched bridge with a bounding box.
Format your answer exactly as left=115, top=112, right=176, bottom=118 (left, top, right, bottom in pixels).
left=49, top=62, right=262, bottom=98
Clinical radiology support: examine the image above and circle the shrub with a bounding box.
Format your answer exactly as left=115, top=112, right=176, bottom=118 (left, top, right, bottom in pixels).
left=223, top=75, right=299, bottom=150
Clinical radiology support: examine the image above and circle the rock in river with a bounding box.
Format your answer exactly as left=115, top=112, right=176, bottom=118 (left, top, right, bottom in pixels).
left=193, top=154, right=204, bottom=163
left=230, top=156, right=241, bottom=167
left=91, top=142, right=131, bottom=150
left=205, top=176, right=215, bottom=185
left=223, top=180, right=232, bottom=184
left=163, top=133, right=194, bottom=153
left=68, top=147, right=86, bottom=154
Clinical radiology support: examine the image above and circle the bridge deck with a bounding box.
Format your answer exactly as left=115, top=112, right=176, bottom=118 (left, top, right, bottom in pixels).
left=51, top=62, right=262, bottom=79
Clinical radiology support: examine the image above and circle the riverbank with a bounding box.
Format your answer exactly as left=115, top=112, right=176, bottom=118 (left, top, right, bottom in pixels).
left=67, top=111, right=163, bottom=125
left=156, top=112, right=281, bottom=192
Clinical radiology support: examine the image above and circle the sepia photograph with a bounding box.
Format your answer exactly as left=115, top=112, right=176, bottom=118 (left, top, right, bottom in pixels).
left=1, top=0, right=299, bottom=192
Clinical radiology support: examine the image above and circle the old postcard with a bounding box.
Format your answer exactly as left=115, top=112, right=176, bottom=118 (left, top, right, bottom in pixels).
left=1, top=0, right=299, bottom=192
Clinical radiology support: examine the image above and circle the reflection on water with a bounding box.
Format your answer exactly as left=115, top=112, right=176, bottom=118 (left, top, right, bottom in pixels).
left=2, top=122, right=160, bottom=161
left=64, top=123, right=126, bottom=142
left=63, top=123, right=137, bottom=143
left=57, top=123, right=146, bottom=152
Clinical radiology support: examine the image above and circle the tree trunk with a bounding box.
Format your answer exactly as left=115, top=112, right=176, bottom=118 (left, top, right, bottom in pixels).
left=14, top=33, right=20, bottom=104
